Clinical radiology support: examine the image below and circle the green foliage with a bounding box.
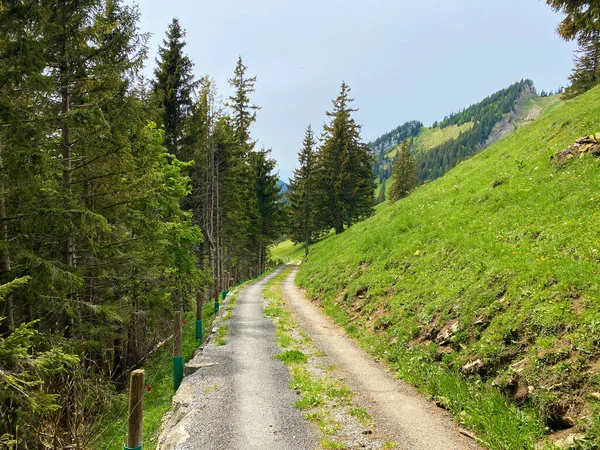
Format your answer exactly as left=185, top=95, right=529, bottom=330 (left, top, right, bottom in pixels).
left=93, top=305, right=217, bottom=449
left=287, top=125, right=323, bottom=254
left=316, top=82, right=375, bottom=234
left=153, top=18, right=198, bottom=157
left=0, top=2, right=208, bottom=446
left=388, top=139, right=416, bottom=203
left=545, top=1, right=600, bottom=43
left=563, top=30, right=600, bottom=99
left=275, top=349, right=309, bottom=365
left=415, top=80, right=535, bottom=181
left=297, top=85, right=600, bottom=446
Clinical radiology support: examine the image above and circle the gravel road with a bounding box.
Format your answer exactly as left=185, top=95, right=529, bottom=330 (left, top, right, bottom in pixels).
left=282, top=265, right=483, bottom=450
left=157, top=268, right=318, bottom=450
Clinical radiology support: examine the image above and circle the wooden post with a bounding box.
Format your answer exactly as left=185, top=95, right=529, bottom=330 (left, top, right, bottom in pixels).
left=195, top=293, right=203, bottom=343
left=125, top=369, right=144, bottom=450
left=173, top=311, right=184, bottom=392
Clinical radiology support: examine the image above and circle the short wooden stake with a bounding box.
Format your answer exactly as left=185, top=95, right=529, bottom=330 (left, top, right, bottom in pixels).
left=173, top=311, right=184, bottom=392
left=125, top=369, right=144, bottom=450
left=196, top=293, right=203, bottom=343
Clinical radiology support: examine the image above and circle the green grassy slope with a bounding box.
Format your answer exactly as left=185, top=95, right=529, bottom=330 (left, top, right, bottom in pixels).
left=297, top=85, right=600, bottom=448
left=384, top=122, right=475, bottom=159
left=521, top=95, right=562, bottom=119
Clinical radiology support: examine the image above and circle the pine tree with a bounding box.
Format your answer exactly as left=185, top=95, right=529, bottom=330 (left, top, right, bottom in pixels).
left=288, top=125, right=321, bottom=256
left=388, top=139, right=417, bottom=203
left=153, top=18, right=198, bottom=158
left=317, top=82, right=374, bottom=234
left=563, top=30, right=600, bottom=98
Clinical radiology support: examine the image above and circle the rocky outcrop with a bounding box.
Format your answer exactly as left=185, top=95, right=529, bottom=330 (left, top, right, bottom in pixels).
left=484, top=83, right=537, bottom=148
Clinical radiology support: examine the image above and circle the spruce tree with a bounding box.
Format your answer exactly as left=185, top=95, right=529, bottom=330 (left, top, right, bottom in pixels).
left=248, top=149, right=284, bottom=272
left=317, top=82, right=374, bottom=234
left=227, top=56, right=261, bottom=153
left=288, top=125, right=321, bottom=256
left=388, top=139, right=417, bottom=203
left=546, top=1, right=600, bottom=43
left=0, top=2, right=204, bottom=445
left=563, top=30, right=600, bottom=98
left=153, top=18, right=198, bottom=158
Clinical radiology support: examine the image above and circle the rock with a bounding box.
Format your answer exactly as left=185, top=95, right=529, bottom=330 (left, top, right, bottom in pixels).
left=462, top=359, right=485, bottom=374
left=435, top=320, right=459, bottom=345
left=436, top=345, right=454, bottom=359
left=184, top=360, right=218, bottom=376
left=554, top=433, right=586, bottom=449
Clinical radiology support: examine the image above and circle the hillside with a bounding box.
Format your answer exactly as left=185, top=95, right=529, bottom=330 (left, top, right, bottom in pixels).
left=295, top=85, right=600, bottom=448
left=371, top=81, right=562, bottom=196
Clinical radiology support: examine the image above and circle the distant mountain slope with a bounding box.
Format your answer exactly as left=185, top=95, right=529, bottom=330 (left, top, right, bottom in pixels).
left=298, top=85, right=600, bottom=447
left=370, top=80, right=562, bottom=188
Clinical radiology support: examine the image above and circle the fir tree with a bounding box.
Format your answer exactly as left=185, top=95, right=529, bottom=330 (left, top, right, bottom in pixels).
left=546, top=1, right=600, bottom=43
left=388, top=139, right=416, bottom=203
left=153, top=18, right=198, bottom=158
left=227, top=55, right=261, bottom=153
left=563, top=30, right=600, bottom=98
left=317, top=82, right=374, bottom=234
left=247, top=149, right=284, bottom=272
left=288, top=125, right=321, bottom=256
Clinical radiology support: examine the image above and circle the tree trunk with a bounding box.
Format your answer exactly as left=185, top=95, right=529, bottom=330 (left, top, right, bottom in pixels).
left=60, top=56, right=74, bottom=267
left=0, top=137, right=14, bottom=333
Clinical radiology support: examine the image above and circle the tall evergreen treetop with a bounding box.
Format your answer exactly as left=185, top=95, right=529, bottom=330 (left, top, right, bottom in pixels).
left=288, top=124, right=321, bottom=255
left=318, top=82, right=374, bottom=234
left=153, top=17, right=198, bottom=156
left=227, top=55, right=260, bottom=152
left=563, top=29, right=600, bottom=98
left=388, top=139, right=417, bottom=203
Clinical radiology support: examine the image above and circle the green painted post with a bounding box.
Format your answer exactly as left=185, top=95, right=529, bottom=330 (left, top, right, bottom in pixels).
left=196, top=293, right=203, bottom=343
left=173, top=312, right=184, bottom=392
left=214, top=299, right=219, bottom=315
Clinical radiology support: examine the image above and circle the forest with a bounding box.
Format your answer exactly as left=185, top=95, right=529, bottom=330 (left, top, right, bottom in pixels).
left=0, top=2, right=284, bottom=447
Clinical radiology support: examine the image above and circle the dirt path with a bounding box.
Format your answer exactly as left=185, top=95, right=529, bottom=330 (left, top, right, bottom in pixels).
left=282, top=265, right=482, bottom=450
left=157, top=269, right=318, bottom=450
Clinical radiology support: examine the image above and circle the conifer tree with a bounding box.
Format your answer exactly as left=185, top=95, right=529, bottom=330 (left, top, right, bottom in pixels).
left=227, top=56, right=261, bottom=153
left=153, top=18, right=198, bottom=158
left=388, top=139, right=417, bottom=203
left=317, top=82, right=374, bottom=234
left=248, top=149, right=284, bottom=272
left=288, top=125, right=321, bottom=256
left=546, top=1, right=600, bottom=43
left=563, top=30, right=600, bottom=98
left=0, top=2, right=204, bottom=445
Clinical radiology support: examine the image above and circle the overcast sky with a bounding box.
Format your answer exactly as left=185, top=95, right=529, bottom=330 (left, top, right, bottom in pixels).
left=128, top=0, right=576, bottom=181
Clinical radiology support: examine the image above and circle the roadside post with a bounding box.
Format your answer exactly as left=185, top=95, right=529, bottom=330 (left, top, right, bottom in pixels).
left=173, top=311, right=184, bottom=392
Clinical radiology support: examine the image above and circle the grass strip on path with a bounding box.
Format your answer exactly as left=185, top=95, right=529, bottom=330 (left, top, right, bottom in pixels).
left=263, top=266, right=397, bottom=450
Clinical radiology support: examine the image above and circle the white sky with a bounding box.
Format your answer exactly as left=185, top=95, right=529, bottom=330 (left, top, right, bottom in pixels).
left=128, top=0, right=576, bottom=181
